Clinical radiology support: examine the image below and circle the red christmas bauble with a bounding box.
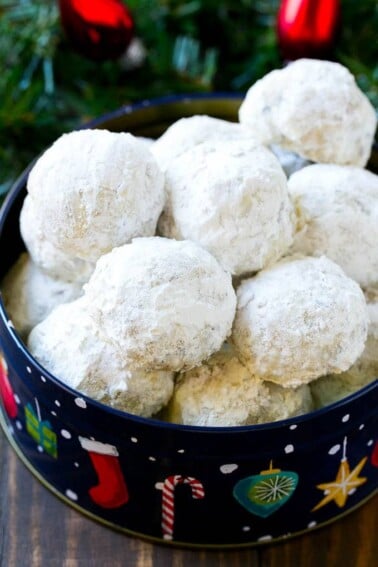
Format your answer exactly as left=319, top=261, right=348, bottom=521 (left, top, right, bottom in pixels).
left=59, top=0, right=134, bottom=61
left=277, top=0, right=340, bottom=60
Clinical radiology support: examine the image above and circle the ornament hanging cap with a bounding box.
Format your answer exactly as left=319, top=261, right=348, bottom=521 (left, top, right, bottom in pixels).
left=260, top=460, right=281, bottom=475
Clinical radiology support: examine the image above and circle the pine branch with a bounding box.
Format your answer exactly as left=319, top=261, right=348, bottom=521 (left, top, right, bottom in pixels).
left=0, top=0, right=377, bottom=194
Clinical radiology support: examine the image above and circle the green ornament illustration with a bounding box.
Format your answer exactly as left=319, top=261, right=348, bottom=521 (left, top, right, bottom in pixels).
left=233, top=461, right=298, bottom=518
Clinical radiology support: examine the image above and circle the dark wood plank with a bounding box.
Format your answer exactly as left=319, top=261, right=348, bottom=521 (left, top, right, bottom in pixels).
left=0, top=428, right=376, bottom=567
left=258, top=495, right=377, bottom=567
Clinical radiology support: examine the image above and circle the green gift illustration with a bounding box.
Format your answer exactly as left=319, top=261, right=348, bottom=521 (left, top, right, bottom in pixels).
left=25, top=398, right=58, bottom=459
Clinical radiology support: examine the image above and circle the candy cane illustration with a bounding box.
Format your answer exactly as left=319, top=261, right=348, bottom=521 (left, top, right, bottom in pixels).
left=161, top=475, right=205, bottom=540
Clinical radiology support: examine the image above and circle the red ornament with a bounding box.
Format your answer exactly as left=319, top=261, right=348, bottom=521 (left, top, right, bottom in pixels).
left=277, top=0, right=340, bottom=61
left=59, top=0, right=134, bottom=61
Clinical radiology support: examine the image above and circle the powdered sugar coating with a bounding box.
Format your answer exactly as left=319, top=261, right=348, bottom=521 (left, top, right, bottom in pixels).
left=20, top=196, right=94, bottom=283
left=158, top=140, right=294, bottom=276
left=137, top=136, right=154, bottom=149
left=166, top=345, right=313, bottom=426
left=232, top=255, right=368, bottom=387
left=289, top=164, right=378, bottom=288
left=311, top=293, right=378, bottom=408
left=1, top=253, right=83, bottom=339
left=83, top=237, right=236, bottom=371
left=28, top=299, right=174, bottom=417
left=25, top=129, right=165, bottom=262
left=239, top=59, right=377, bottom=166
left=151, top=115, right=258, bottom=171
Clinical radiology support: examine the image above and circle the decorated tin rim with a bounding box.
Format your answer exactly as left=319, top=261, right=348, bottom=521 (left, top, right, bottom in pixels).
left=0, top=405, right=376, bottom=550
left=0, top=92, right=377, bottom=436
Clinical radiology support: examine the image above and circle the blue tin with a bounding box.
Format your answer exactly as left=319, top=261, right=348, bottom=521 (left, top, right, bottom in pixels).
left=0, top=95, right=377, bottom=547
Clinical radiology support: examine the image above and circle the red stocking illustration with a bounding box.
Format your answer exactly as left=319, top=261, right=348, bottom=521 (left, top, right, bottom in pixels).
left=0, top=354, right=18, bottom=419
left=79, top=436, right=129, bottom=508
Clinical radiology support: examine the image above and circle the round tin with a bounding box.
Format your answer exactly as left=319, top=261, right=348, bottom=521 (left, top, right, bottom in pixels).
left=0, top=95, right=377, bottom=547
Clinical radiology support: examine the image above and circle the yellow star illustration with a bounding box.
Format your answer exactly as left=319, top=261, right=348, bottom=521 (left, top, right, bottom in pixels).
left=312, top=456, right=367, bottom=512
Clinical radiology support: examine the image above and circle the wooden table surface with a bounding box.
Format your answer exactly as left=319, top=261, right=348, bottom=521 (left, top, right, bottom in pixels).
left=0, top=428, right=376, bottom=567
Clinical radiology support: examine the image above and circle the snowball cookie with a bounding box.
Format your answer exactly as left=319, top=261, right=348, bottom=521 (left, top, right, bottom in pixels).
left=239, top=59, right=377, bottom=166
left=232, top=255, right=368, bottom=387
left=25, top=129, right=165, bottom=263
left=166, top=346, right=313, bottom=426
left=1, top=253, right=83, bottom=339
left=83, top=237, right=236, bottom=372
left=20, top=196, right=94, bottom=283
left=289, top=164, right=378, bottom=288
left=28, top=299, right=174, bottom=417
left=158, top=139, right=294, bottom=276
left=311, top=368, right=377, bottom=410
left=151, top=115, right=258, bottom=171
left=269, top=145, right=311, bottom=178
left=311, top=293, right=378, bottom=408
left=137, top=136, right=154, bottom=149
